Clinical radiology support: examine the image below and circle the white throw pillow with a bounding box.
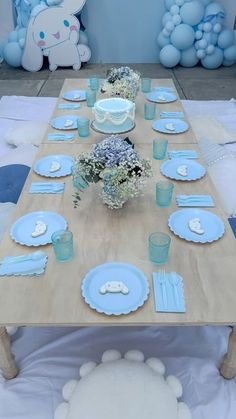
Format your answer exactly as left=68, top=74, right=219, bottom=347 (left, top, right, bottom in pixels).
left=0, top=144, right=38, bottom=168
left=4, top=121, right=48, bottom=147
left=55, top=349, right=191, bottom=419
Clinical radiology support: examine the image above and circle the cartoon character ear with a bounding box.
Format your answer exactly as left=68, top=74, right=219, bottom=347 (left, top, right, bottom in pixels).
left=62, top=0, right=86, bottom=15
left=22, top=17, right=43, bottom=72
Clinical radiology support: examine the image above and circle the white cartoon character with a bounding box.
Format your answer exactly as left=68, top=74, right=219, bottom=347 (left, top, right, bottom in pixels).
left=99, top=281, right=129, bottom=295
left=22, top=0, right=91, bottom=71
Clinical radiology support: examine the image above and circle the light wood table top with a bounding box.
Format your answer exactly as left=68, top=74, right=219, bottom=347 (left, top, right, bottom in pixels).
left=43, top=78, right=197, bottom=145
left=0, top=139, right=235, bottom=326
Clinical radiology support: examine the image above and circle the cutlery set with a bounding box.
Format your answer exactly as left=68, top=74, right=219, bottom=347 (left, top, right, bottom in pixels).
left=176, top=195, right=215, bottom=207
left=48, top=133, right=75, bottom=141
left=29, top=182, right=65, bottom=194
left=153, top=270, right=186, bottom=313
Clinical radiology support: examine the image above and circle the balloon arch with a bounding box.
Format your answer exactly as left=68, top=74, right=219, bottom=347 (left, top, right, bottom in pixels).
left=157, top=0, right=236, bottom=69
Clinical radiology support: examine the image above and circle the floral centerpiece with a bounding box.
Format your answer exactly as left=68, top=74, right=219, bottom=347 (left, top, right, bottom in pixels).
left=101, top=66, right=140, bottom=102
left=73, top=135, right=152, bottom=209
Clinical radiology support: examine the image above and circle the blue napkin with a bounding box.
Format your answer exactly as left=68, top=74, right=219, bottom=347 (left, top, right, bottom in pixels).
left=154, top=86, right=174, bottom=92
left=153, top=271, right=186, bottom=313
left=228, top=217, right=236, bottom=238
left=0, top=252, right=48, bottom=276
left=29, top=182, right=65, bottom=194
left=48, top=133, right=75, bottom=141
left=176, top=194, right=215, bottom=207
left=160, top=111, right=184, bottom=119
left=168, top=150, right=198, bottom=159
left=58, top=103, right=81, bottom=110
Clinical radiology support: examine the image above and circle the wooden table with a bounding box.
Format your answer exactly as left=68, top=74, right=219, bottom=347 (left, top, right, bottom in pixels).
left=0, top=79, right=236, bottom=380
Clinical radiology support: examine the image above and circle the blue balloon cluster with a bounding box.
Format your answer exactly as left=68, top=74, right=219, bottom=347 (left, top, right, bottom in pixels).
left=0, top=0, right=89, bottom=67
left=157, top=0, right=236, bottom=69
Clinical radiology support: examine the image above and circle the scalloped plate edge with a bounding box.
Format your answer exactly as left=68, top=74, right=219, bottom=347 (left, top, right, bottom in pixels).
left=81, top=262, right=150, bottom=316
left=167, top=215, right=225, bottom=244
left=10, top=215, right=67, bottom=246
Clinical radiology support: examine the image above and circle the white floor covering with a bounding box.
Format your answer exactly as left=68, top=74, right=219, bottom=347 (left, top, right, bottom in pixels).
left=0, top=96, right=236, bottom=419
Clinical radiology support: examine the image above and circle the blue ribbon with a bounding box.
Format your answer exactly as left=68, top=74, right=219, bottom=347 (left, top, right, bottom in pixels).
left=203, top=11, right=225, bottom=24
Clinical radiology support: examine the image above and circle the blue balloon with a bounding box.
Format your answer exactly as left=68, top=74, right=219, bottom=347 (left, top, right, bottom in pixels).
left=201, top=46, right=223, bottom=68
left=222, top=59, right=235, bottom=67
left=3, top=42, right=23, bottom=67
left=171, top=24, right=195, bottom=50
left=180, top=46, right=199, bottom=67
left=180, top=1, right=204, bottom=26
left=157, top=32, right=171, bottom=48
left=198, top=39, right=208, bottom=49
left=224, top=45, right=236, bottom=62
left=8, top=31, right=18, bottom=43
left=17, top=28, right=27, bottom=41
left=79, top=31, right=89, bottom=46
left=195, top=30, right=203, bottom=40
left=172, top=14, right=182, bottom=25
left=199, top=0, right=212, bottom=5
left=218, top=29, right=234, bottom=49
left=165, top=0, right=175, bottom=10
left=160, top=44, right=181, bottom=67
left=162, top=12, right=172, bottom=26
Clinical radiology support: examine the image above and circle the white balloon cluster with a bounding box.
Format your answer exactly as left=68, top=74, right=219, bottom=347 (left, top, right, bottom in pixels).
left=157, top=0, right=236, bottom=68
left=0, top=0, right=89, bottom=67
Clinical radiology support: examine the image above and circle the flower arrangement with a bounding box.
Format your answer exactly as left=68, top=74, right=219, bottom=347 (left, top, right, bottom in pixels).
left=101, top=66, right=140, bottom=102
left=73, top=135, right=152, bottom=209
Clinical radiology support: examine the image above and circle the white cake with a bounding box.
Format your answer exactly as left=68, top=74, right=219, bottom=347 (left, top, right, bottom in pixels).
left=92, top=98, right=135, bottom=133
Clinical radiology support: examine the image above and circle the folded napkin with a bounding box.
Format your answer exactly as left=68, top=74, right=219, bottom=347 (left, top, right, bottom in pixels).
left=29, top=182, right=65, bottom=194
left=0, top=251, right=48, bottom=276
left=58, top=103, right=81, bottom=110
left=160, top=111, right=184, bottom=119
left=168, top=150, right=198, bottom=159
left=48, top=133, right=75, bottom=141
left=176, top=194, right=215, bottom=207
left=154, top=87, right=174, bottom=92
left=153, top=271, right=186, bottom=313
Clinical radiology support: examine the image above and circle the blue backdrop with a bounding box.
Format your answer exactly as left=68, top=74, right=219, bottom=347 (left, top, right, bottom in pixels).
left=83, top=0, right=165, bottom=63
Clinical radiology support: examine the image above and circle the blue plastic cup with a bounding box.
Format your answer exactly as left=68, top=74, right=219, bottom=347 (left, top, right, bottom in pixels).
left=86, top=90, right=97, bottom=107
left=156, top=180, right=174, bottom=207
left=89, top=75, right=100, bottom=91
left=144, top=102, right=156, bottom=120
left=77, top=117, right=90, bottom=137
left=141, top=77, right=151, bottom=93
left=72, top=166, right=89, bottom=191
left=153, top=138, right=168, bottom=160
left=51, top=230, right=74, bottom=262
left=148, top=232, right=171, bottom=265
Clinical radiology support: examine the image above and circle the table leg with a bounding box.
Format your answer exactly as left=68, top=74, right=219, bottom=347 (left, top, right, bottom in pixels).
left=220, top=326, right=236, bottom=379
left=0, top=327, right=18, bottom=379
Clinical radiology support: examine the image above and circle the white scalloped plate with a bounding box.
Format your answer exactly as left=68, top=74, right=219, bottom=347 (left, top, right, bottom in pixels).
left=168, top=209, right=225, bottom=243
left=81, top=262, right=149, bottom=316
left=10, top=211, right=67, bottom=246
left=160, top=158, right=206, bottom=181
